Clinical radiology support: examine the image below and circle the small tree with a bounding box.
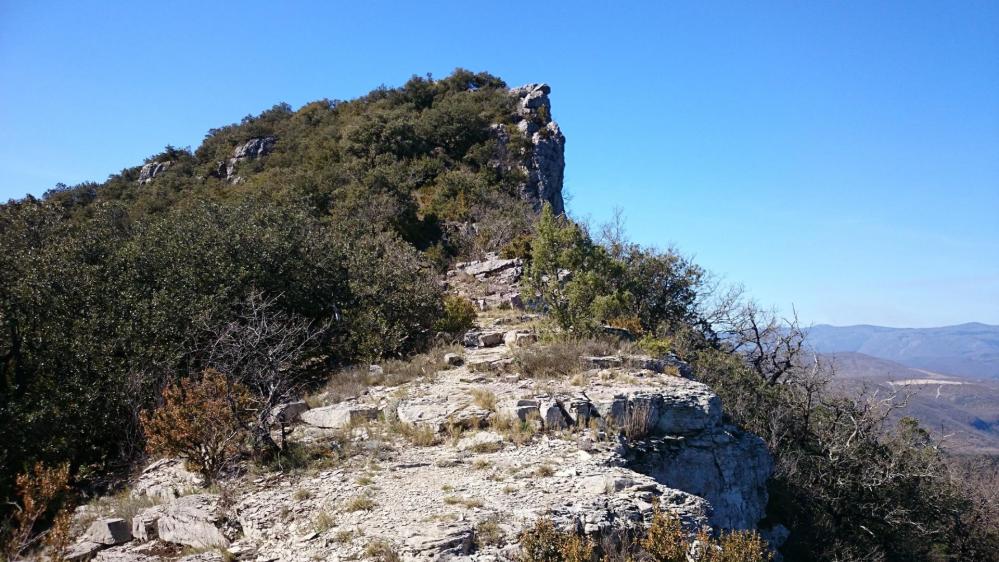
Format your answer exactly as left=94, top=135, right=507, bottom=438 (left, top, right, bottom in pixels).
left=204, top=291, right=328, bottom=460
left=141, top=370, right=253, bottom=481
left=713, top=301, right=808, bottom=385
left=433, top=295, right=477, bottom=339
left=526, top=204, right=625, bottom=334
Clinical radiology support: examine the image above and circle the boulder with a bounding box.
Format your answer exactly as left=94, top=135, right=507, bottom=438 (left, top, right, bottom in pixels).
left=131, top=458, right=204, bottom=501
left=223, top=136, right=275, bottom=180
left=655, top=379, right=722, bottom=435
left=271, top=400, right=309, bottom=425
left=82, top=518, right=131, bottom=545
left=538, top=397, right=569, bottom=429
left=631, top=429, right=773, bottom=530
left=155, top=494, right=231, bottom=549
left=405, top=524, right=473, bottom=556
left=67, top=541, right=103, bottom=562
left=507, top=84, right=565, bottom=215
left=460, top=256, right=521, bottom=279
left=583, top=355, right=625, bottom=369
left=498, top=398, right=540, bottom=422
left=395, top=393, right=490, bottom=432
left=564, top=395, right=596, bottom=425
left=477, top=332, right=505, bottom=347
left=300, top=404, right=378, bottom=429
left=456, top=431, right=505, bottom=452
left=504, top=330, right=537, bottom=348
left=137, top=161, right=171, bottom=184
left=444, top=353, right=464, bottom=366
left=132, top=507, right=159, bottom=542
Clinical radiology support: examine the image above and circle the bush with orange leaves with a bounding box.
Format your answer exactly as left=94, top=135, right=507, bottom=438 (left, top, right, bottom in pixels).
left=2, top=462, right=72, bottom=562
left=642, top=503, right=771, bottom=562
left=140, top=369, right=253, bottom=481
left=518, top=503, right=771, bottom=562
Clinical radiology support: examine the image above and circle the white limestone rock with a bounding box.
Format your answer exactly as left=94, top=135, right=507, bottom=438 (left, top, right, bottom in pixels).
left=82, top=518, right=131, bottom=545
left=300, top=403, right=378, bottom=429
left=131, top=458, right=204, bottom=502
left=155, top=494, right=231, bottom=549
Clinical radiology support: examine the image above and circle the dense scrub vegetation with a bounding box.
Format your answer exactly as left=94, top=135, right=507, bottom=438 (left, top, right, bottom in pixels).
left=519, top=505, right=771, bottom=562
left=39, top=69, right=535, bottom=255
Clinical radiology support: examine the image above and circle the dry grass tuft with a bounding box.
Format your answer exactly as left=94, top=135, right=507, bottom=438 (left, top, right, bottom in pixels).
left=623, top=400, right=658, bottom=441
left=535, top=464, right=556, bottom=478
left=364, top=539, right=401, bottom=562
left=314, top=343, right=461, bottom=406
left=341, top=495, right=376, bottom=512
left=490, top=413, right=538, bottom=446
left=474, top=516, right=505, bottom=547
left=313, top=508, right=336, bottom=533
left=443, top=495, right=484, bottom=509
left=514, top=338, right=618, bottom=379
left=390, top=421, right=439, bottom=447
left=470, top=388, right=498, bottom=411
left=470, top=441, right=504, bottom=454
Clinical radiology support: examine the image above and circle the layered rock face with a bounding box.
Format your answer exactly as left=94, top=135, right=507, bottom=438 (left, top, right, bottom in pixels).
left=504, top=83, right=566, bottom=215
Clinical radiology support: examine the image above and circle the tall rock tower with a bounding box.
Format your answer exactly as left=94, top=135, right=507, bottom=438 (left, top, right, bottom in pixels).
left=509, top=83, right=566, bottom=215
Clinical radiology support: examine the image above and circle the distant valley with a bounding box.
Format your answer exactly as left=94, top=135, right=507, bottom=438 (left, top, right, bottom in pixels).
left=807, top=322, right=999, bottom=379
left=807, top=323, right=999, bottom=455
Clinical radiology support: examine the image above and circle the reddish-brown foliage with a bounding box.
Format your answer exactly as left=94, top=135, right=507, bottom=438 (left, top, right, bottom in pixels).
left=3, top=462, right=71, bottom=561
left=140, top=369, right=253, bottom=481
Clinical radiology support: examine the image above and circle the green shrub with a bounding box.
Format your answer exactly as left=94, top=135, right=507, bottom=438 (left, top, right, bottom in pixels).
left=434, top=295, right=477, bottom=337
left=499, top=233, right=534, bottom=260
left=637, top=336, right=673, bottom=357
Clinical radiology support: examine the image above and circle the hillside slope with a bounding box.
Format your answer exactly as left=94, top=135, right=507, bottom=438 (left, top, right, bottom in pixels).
left=64, top=257, right=778, bottom=562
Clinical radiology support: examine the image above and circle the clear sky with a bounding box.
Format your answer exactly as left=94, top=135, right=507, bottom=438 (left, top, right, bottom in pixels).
left=2, top=1, right=997, bottom=328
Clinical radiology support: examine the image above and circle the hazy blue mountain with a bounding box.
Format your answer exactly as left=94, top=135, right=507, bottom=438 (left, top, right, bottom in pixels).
left=807, top=322, right=999, bottom=379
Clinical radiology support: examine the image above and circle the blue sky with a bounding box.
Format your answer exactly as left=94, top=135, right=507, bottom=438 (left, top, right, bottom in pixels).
left=1, top=1, right=997, bottom=327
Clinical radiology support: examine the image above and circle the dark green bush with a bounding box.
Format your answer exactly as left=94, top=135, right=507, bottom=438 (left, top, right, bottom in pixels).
left=0, top=197, right=441, bottom=513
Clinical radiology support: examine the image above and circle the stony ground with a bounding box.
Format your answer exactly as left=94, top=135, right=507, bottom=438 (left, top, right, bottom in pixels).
left=67, top=257, right=775, bottom=562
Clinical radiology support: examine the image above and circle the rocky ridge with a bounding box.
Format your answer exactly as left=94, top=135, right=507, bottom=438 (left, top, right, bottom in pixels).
left=67, top=259, right=776, bottom=561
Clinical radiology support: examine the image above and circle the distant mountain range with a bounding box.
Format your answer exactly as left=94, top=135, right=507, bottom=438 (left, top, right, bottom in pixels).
left=806, top=322, right=999, bottom=379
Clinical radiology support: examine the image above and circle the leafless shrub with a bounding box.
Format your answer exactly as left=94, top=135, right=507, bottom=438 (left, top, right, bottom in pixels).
left=713, top=300, right=807, bottom=385
left=2, top=463, right=72, bottom=561
left=204, top=290, right=329, bottom=459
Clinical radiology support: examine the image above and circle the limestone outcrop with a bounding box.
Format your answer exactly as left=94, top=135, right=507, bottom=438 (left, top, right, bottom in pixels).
left=495, top=84, right=566, bottom=215
left=137, top=161, right=171, bottom=184
left=214, top=136, right=276, bottom=181
left=70, top=270, right=775, bottom=561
